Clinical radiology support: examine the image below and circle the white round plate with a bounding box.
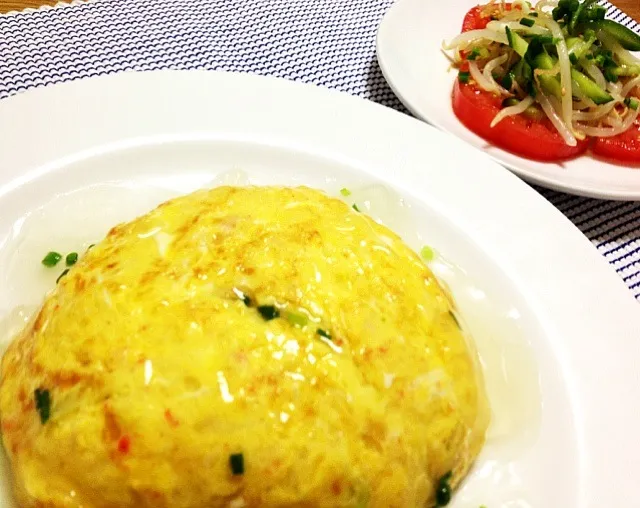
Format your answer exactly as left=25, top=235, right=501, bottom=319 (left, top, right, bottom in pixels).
left=376, top=0, right=640, bottom=200
left=0, top=70, right=639, bottom=507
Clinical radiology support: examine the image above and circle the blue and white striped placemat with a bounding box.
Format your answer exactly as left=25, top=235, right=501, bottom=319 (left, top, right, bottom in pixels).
left=1, top=0, right=639, bottom=299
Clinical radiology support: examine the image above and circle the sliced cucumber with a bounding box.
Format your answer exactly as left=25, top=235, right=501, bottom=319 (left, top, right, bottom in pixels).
left=587, top=19, right=640, bottom=51
left=532, top=52, right=612, bottom=104
left=567, top=32, right=597, bottom=63
left=532, top=53, right=563, bottom=100
left=570, top=68, right=613, bottom=104
left=613, top=64, right=640, bottom=77
left=506, top=26, right=529, bottom=57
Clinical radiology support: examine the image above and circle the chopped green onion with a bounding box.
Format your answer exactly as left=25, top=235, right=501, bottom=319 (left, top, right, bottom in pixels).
left=352, top=204, right=360, bottom=212
left=257, top=305, right=279, bottom=321
left=603, top=68, right=618, bottom=82
left=625, top=97, right=639, bottom=110
left=502, top=97, right=519, bottom=108
left=458, top=71, right=470, bottom=84
left=420, top=245, right=435, bottom=262
left=42, top=251, right=62, bottom=267
left=501, top=72, right=513, bottom=91
left=317, top=328, right=332, bottom=340
left=340, top=188, right=351, bottom=197
left=569, top=0, right=585, bottom=35
left=56, top=269, right=70, bottom=284
left=229, top=453, right=244, bottom=475
left=466, top=48, right=481, bottom=60
left=233, top=287, right=253, bottom=307
left=65, top=252, right=79, bottom=266
left=587, top=4, right=606, bottom=21
left=285, top=311, right=308, bottom=327
left=535, top=35, right=556, bottom=45
left=530, top=11, right=538, bottom=17
left=520, top=17, right=535, bottom=27
left=34, top=388, right=51, bottom=424
left=435, top=471, right=453, bottom=506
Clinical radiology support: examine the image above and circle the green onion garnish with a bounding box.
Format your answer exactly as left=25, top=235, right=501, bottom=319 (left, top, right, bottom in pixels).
left=435, top=471, right=453, bottom=506
left=458, top=71, right=470, bottom=84
left=603, top=68, right=618, bottom=82
left=257, top=305, right=279, bottom=321
left=340, top=188, right=351, bottom=197
left=501, top=73, right=513, bottom=90
left=65, top=252, right=78, bottom=266
left=56, top=269, right=70, bottom=284
left=285, top=311, right=308, bottom=327
left=535, top=35, right=556, bottom=45
left=625, top=97, right=640, bottom=110
left=520, top=17, right=535, bottom=27
left=352, top=204, right=360, bottom=212
left=420, top=245, right=435, bottom=262
left=34, top=388, right=51, bottom=424
left=42, top=251, right=62, bottom=267
left=233, top=288, right=252, bottom=306
left=466, top=47, right=481, bottom=60
left=316, top=328, right=332, bottom=340
left=229, top=453, right=244, bottom=475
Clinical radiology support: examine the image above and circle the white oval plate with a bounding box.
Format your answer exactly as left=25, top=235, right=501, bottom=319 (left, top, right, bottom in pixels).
left=376, top=0, right=640, bottom=200
left=0, top=71, right=639, bottom=507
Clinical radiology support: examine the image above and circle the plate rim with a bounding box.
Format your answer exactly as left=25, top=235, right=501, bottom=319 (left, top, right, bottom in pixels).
left=1, top=70, right=640, bottom=505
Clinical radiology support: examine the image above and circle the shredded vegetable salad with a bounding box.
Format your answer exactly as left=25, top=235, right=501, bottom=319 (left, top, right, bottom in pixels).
left=444, top=0, right=640, bottom=149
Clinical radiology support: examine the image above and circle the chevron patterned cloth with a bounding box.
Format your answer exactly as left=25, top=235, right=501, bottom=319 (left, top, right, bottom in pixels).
left=1, top=0, right=639, bottom=299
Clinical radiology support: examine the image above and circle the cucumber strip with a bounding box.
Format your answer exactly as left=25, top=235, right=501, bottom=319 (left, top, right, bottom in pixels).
left=532, top=53, right=563, bottom=100
left=571, top=68, right=613, bottom=104
left=613, top=65, right=640, bottom=77
left=506, top=26, right=529, bottom=57
left=532, top=51, right=613, bottom=104
left=588, top=20, right=640, bottom=51
left=567, top=34, right=597, bottom=63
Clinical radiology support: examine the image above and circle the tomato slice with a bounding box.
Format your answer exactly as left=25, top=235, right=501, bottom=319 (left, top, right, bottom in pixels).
left=591, top=120, right=640, bottom=164
left=452, top=80, right=590, bottom=161
left=461, top=3, right=514, bottom=32
left=461, top=5, right=493, bottom=32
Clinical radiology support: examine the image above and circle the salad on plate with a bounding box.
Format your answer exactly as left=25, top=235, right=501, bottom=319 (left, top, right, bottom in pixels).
left=443, top=0, right=640, bottom=163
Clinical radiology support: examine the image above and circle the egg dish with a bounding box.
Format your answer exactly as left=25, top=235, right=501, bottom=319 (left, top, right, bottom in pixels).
left=0, top=185, right=489, bottom=508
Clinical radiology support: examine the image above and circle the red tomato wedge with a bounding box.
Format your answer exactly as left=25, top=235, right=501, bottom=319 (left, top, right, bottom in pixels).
left=591, top=120, right=640, bottom=164
left=461, top=5, right=493, bottom=32
left=461, top=4, right=514, bottom=32
left=452, top=80, right=590, bottom=161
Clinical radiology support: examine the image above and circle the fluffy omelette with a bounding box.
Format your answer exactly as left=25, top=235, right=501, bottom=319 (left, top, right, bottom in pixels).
left=0, top=186, right=489, bottom=508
